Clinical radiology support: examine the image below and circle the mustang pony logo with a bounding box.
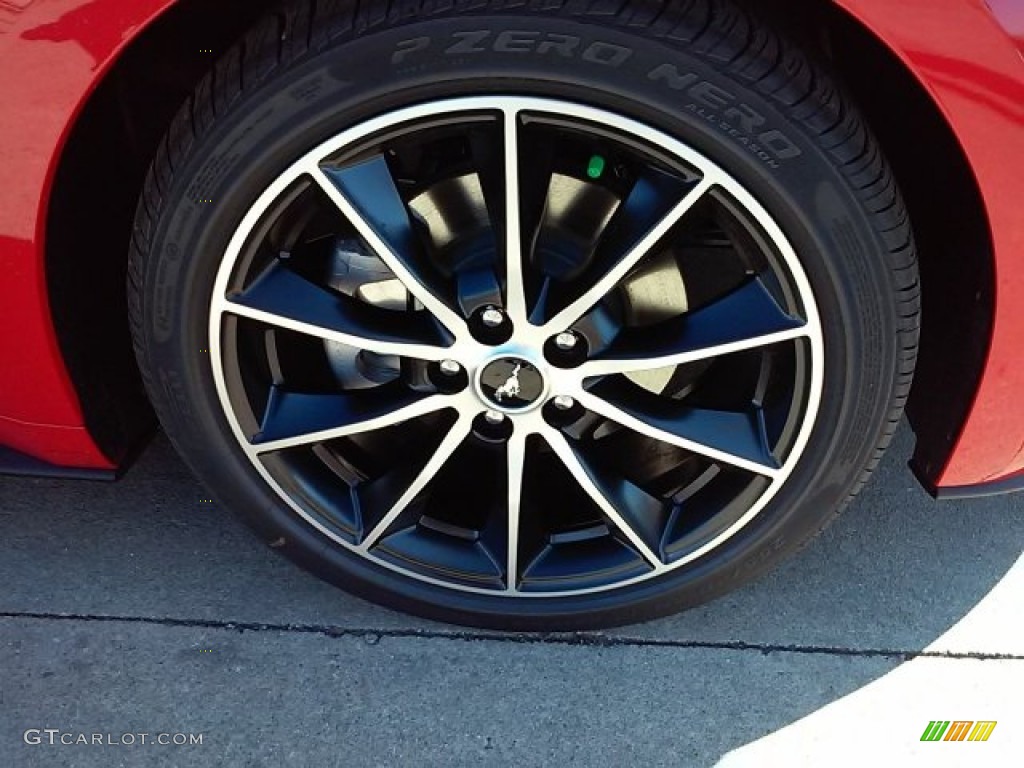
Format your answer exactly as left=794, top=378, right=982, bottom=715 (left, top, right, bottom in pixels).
left=494, top=364, right=522, bottom=402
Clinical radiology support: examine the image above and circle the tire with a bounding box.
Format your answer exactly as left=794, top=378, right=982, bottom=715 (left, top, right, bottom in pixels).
left=128, top=0, right=919, bottom=630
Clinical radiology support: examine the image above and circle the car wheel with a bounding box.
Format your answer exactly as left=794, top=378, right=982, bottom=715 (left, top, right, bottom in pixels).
left=129, top=0, right=919, bottom=629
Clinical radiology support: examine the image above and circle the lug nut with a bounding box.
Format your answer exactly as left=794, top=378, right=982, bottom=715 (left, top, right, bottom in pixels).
left=555, top=332, right=578, bottom=351
left=439, top=359, right=461, bottom=376
left=481, top=307, right=505, bottom=328
left=552, top=395, right=576, bottom=411
left=484, top=410, right=506, bottom=425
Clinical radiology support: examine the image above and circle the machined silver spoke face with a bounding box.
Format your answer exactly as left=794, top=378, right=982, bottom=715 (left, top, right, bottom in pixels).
left=209, top=97, right=825, bottom=597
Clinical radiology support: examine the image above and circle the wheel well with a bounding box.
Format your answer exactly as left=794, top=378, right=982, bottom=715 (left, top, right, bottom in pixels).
left=47, top=0, right=994, bottom=481
left=45, top=0, right=278, bottom=461
left=828, top=9, right=995, bottom=487
left=747, top=0, right=995, bottom=486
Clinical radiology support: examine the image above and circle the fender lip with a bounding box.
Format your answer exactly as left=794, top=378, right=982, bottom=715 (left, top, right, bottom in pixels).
left=913, top=461, right=1024, bottom=500
left=0, top=443, right=117, bottom=481
left=0, top=430, right=154, bottom=481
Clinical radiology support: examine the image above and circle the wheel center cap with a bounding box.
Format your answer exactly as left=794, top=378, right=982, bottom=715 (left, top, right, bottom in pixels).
left=477, top=357, right=546, bottom=411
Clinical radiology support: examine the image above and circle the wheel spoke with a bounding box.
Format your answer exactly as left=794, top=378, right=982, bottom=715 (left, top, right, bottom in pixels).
left=542, top=173, right=718, bottom=333
left=580, top=278, right=809, bottom=377
left=502, top=107, right=528, bottom=325
left=575, top=390, right=780, bottom=478
left=224, top=261, right=454, bottom=360
left=251, top=385, right=460, bottom=453
left=310, top=159, right=466, bottom=335
left=504, top=430, right=527, bottom=591
left=541, top=428, right=663, bottom=570
left=455, top=266, right=503, bottom=317
left=358, top=416, right=474, bottom=551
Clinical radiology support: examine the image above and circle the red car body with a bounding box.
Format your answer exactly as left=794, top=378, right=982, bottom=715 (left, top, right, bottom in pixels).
left=1, top=0, right=1022, bottom=495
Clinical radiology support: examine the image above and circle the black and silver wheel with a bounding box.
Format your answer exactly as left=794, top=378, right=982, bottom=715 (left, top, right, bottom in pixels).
left=130, top=0, right=919, bottom=629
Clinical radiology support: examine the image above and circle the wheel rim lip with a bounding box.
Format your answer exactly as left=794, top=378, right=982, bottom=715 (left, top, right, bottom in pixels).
left=207, top=95, right=826, bottom=599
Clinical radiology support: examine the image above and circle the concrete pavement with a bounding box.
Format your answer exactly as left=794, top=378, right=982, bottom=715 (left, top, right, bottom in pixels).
left=1, top=424, right=1021, bottom=767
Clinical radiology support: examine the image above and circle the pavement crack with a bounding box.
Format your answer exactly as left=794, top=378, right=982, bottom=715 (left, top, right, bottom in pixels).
left=2, top=610, right=1021, bottom=661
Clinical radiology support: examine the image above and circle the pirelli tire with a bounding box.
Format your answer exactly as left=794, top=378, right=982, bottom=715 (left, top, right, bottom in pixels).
left=129, top=0, right=920, bottom=630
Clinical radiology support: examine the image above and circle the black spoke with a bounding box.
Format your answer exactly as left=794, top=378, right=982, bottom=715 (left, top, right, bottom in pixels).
left=455, top=265, right=503, bottom=317
left=322, top=156, right=422, bottom=269
left=590, top=169, right=703, bottom=283
left=582, top=278, right=807, bottom=376
left=227, top=260, right=454, bottom=358
left=579, top=382, right=779, bottom=477
left=542, top=173, right=717, bottom=332
left=356, top=416, right=472, bottom=549
left=542, top=429, right=663, bottom=568
left=252, top=383, right=454, bottom=453
left=314, top=157, right=466, bottom=333
left=557, top=435, right=671, bottom=558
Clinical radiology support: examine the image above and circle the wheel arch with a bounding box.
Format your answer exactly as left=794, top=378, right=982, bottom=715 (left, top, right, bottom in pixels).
left=45, top=0, right=994, bottom=485
left=43, top=0, right=279, bottom=461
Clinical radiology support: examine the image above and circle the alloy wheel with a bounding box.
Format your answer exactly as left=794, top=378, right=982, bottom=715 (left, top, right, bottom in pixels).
left=208, top=97, right=825, bottom=597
